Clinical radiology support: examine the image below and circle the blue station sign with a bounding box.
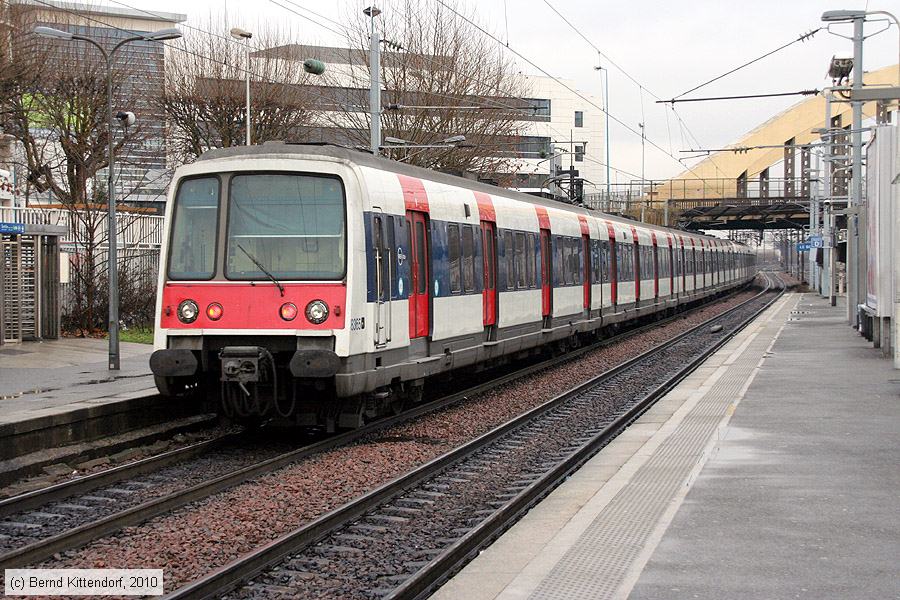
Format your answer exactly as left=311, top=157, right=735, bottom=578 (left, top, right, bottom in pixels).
left=0, top=222, right=25, bottom=235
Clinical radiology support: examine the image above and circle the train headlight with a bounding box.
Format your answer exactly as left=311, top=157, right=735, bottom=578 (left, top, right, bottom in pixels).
left=178, top=299, right=199, bottom=323
left=206, top=302, right=223, bottom=321
left=305, top=300, right=329, bottom=324
left=280, top=302, right=299, bottom=321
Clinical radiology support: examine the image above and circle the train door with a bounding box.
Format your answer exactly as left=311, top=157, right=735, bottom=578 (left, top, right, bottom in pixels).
left=540, top=229, right=552, bottom=326
left=405, top=210, right=429, bottom=339
left=481, top=221, right=497, bottom=328
left=582, top=234, right=590, bottom=312
left=372, top=209, right=392, bottom=347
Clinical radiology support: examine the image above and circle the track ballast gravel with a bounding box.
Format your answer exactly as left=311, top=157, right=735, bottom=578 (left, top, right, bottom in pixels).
left=41, top=286, right=762, bottom=589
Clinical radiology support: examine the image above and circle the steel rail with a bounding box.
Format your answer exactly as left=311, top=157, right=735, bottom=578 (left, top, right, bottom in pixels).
left=0, top=429, right=237, bottom=518
left=0, top=278, right=757, bottom=571
left=162, top=273, right=780, bottom=600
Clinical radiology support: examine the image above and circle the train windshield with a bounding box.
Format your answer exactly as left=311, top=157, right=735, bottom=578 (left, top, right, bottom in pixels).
left=168, top=176, right=220, bottom=280
left=225, top=173, right=346, bottom=281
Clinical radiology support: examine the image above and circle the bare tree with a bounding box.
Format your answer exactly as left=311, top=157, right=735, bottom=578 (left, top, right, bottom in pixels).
left=0, top=6, right=151, bottom=334
left=324, top=0, right=532, bottom=177
left=161, top=19, right=318, bottom=163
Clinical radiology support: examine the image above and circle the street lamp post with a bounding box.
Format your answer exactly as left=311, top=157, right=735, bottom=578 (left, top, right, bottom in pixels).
left=364, top=6, right=383, bottom=155
left=594, top=58, right=611, bottom=200
left=230, top=28, right=253, bottom=146
left=35, top=25, right=182, bottom=370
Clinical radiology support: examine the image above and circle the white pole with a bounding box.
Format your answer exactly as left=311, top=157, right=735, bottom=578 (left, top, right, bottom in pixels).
left=369, top=13, right=381, bottom=155
left=245, top=37, right=251, bottom=146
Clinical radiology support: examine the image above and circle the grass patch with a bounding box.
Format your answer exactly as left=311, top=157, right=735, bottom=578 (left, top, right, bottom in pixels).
left=120, top=326, right=154, bottom=345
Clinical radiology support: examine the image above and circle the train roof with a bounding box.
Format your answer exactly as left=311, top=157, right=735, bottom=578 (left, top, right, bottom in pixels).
left=196, top=142, right=735, bottom=245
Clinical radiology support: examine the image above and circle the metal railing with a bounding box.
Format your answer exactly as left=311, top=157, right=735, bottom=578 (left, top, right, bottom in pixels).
left=1, top=207, right=163, bottom=324
left=0, top=206, right=164, bottom=248
left=586, top=177, right=810, bottom=206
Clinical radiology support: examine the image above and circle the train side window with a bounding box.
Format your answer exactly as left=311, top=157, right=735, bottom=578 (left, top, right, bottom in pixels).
left=462, top=226, right=475, bottom=293
left=532, top=234, right=540, bottom=287
left=591, top=240, right=600, bottom=283
left=562, top=238, right=573, bottom=285
left=526, top=233, right=536, bottom=288
left=505, top=230, right=514, bottom=289
left=574, top=238, right=582, bottom=285
left=448, top=223, right=461, bottom=294
left=515, top=232, right=527, bottom=289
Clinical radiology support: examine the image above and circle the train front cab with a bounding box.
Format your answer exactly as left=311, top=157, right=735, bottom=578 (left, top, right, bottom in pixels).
left=150, top=159, right=360, bottom=422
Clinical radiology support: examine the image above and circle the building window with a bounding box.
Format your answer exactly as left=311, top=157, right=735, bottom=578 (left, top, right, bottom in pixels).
left=574, top=111, right=583, bottom=127
left=516, top=136, right=552, bottom=158
left=575, top=145, right=584, bottom=162
left=524, top=98, right=551, bottom=121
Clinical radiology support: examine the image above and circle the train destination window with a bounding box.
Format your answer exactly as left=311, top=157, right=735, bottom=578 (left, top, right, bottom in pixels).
left=225, top=173, right=345, bottom=280
left=462, top=226, right=475, bottom=292
left=169, top=177, right=220, bottom=280
left=448, top=223, right=461, bottom=293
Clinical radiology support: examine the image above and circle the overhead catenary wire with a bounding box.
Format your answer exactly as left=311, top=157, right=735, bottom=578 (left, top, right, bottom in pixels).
left=658, top=89, right=821, bottom=104
left=538, top=0, right=731, bottom=181
left=669, top=28, right=821, bottom=101
left=434, top=0, right=715, bottom=183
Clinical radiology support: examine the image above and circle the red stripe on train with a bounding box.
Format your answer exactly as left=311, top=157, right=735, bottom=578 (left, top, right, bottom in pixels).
left=473, top=191, right=495, bottom=222
left=397, top=174, right=429, bottom=212
left=535, top=206, right=550, bottom=230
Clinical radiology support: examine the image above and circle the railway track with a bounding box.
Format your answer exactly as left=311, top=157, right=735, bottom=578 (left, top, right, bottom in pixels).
left=161, top=272, right=784, bottom=599
left=0, top=280, right=760, bottom=575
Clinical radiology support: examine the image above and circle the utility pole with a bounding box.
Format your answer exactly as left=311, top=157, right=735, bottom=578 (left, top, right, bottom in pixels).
left=822, top=91, right=836, bottom=306
left=365, top=6, right=382, bottom=155
left=848, top=15, right=865, bottom=327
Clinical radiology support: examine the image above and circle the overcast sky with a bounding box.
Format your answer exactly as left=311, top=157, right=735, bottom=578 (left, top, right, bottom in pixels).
left=115, top=0, right=896, bottom=181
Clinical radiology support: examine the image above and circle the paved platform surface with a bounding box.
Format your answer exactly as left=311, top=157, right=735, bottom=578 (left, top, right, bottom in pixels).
left=0, top=338, right=155, bottom=427
left=432, top=292, right=900, bottom=600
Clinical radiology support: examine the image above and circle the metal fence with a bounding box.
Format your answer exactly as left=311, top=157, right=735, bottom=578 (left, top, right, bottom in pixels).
left=0, top=207, right=163, bottom=321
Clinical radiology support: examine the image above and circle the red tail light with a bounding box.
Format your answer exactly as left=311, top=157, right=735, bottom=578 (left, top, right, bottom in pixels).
left=280, top=302, right=298, bottom=321
left=206, top=302, right=223, bottom=321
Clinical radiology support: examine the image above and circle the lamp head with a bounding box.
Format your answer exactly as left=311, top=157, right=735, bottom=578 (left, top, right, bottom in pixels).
left=33, top=26, right=74, bottom=40
left=230, top=27, right=252, bottom=40
left=821, top=9, right=867, bottom=22
left=145, top=28, right=181, bottom=41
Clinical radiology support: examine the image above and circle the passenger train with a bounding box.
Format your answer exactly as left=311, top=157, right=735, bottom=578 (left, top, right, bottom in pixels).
left=151, top=143, right=756, bottom=428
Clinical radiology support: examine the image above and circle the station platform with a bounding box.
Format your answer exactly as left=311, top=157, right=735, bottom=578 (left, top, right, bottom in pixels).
left=433, top=292, right=900, bottom=599
left=0, top=337, right=155, bottom=425
left=0, top=338, right=205, bottom=486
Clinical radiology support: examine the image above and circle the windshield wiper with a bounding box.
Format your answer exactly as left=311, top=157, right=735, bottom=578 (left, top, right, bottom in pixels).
left=238, top=244, right=285, bottom=297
